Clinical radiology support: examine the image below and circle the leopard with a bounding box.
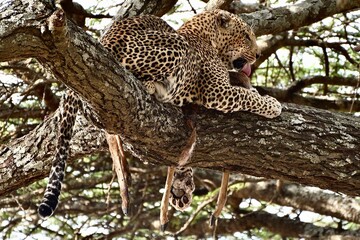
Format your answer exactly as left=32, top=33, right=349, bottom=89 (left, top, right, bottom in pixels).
left=39, top=9, right=281, bottom=219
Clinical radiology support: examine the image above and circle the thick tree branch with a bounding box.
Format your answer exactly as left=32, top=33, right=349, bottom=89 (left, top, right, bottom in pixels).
left=0, top=0, right=359, bottom=199
left=205, top=0, right=233, bottom=11
left=229, top=180, right=360, bottom=223
left=0, top=112, right=107, bottom=195
left=0, top=106, right=46, bottom=120
left=114, top=0, right=178, bottom=20
left=238, top=0, right=360, bottom=36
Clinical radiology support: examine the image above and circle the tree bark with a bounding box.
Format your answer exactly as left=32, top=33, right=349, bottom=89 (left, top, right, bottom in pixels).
left=0, top=0, right=359, bottom=198
left=0, top=112, right=107, bottom=196
left=115, top=0, right=178, bottom=20
left=238, top=0, right=360, bottom=36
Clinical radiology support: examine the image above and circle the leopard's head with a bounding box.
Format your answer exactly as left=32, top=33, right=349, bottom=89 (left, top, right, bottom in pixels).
left=212, top=10, right=260, bottom=74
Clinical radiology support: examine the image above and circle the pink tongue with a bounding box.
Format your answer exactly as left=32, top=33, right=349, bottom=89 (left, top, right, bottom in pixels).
left=241, top=63, right=252, bottom=77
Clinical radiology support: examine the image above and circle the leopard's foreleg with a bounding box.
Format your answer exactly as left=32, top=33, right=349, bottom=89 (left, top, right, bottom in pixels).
left=159, top=119, right=197, bottom=231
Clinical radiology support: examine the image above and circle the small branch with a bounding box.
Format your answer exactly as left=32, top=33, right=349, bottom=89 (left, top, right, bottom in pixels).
left=288, top=46, right=296, bottom=82
left=321, top=46, right=330, bottom=95
left=174, top=194, right=217, bottom=236
left=258, top=86, right=360, bottom=112
left=286, top=75, right=359, bottom=95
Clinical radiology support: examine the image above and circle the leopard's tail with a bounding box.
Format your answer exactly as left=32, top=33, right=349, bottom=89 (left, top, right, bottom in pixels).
left=38, top=93, right=79, bottom=218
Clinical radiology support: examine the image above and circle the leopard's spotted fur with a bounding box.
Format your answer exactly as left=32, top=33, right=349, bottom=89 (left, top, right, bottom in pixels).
left=39, top=9, right=281, bottom=218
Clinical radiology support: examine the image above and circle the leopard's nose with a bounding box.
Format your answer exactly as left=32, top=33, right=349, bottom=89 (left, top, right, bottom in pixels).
left=233, top=57, right=247, bottom=70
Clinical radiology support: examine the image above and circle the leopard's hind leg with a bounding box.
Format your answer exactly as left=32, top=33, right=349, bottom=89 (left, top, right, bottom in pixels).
left=160, top=120, right=197, bottom=231
left=209, top=171, right=230, bottom=227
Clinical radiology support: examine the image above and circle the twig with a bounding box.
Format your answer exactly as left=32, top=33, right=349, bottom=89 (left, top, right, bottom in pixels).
left=174, top=193, right=218, bottom=236
left=186, top=0, right=197, bottom=14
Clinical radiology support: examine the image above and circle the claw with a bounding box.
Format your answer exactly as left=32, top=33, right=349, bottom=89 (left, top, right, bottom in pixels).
left=209, top=214, right=217, bottom=227
left=160, top=222, right=168, bottom=232
left=209, top=171, right=229, bottom=227
left=122, top=202, right=130, bottom=216
left=160, top=167, right=175, bottom=231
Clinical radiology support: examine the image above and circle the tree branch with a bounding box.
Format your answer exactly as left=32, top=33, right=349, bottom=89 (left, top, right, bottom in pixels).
left=287, top=76, right=360, bottom=95
left=0, top=106, right=46, bottom=120
left=258, top=86, right=360, bottom=112
left=0, top=112, right=107, bottom=195
left=114, top=0, right=178, bottom=20
left=256, top=37, right=358, bottom=69
left=229, top=180, right=360, bottom=223
left=238, top=0, right=360, bottom=36
left=182, top=211, right=360, bottom=238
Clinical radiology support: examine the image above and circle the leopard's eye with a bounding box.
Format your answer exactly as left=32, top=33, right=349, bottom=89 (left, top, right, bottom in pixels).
left=245, top=33, right=251, bottom=41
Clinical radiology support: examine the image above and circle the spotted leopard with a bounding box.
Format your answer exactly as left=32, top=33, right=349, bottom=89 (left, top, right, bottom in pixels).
left=39, top=9, right=281, bottom=218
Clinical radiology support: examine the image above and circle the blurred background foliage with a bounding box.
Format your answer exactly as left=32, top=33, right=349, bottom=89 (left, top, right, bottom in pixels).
left=0, top=0, right=359, bottom=239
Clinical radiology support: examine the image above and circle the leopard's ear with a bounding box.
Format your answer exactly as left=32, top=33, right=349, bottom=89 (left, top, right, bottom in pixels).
left=216, top=10, right=231, bottom=28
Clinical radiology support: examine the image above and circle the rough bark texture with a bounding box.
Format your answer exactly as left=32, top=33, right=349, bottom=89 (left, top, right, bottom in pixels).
left=0, top=112, right=107, bottom=196
left=115, top=0, right=178, bottom=20
left=0, top=0, right=359, bottom=199
left=238, top=0, right=360, bottom=36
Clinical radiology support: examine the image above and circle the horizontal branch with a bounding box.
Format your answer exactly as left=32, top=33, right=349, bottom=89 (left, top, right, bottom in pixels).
left=0, top=113, right=108, bottom=195
left=230, top=180, right=360, bottom=223
left=257, top=86, right=360, bottom=112
left=0, top=106, right=46, bottom=120
left=238, top=0, right=360, bottom=36
left=182, top=211, right=360, bottom=238
left=284, top=39, right=358, bottom=66
left=287, top=76, right=360, bottom=95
